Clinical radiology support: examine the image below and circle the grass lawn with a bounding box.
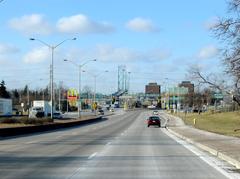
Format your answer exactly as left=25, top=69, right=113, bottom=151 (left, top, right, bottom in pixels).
left=0, top=115, right=97, bottom=128
left=174, top=111, right=240, bottom=137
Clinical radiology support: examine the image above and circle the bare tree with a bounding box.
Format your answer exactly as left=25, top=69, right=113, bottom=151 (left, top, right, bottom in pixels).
left=210, top=0, right=240, bottom=105
left=189, top=66, right=240, bottom=106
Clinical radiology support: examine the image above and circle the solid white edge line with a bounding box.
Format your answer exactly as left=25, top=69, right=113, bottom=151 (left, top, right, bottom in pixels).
left=88, top=152, right=98, bottom=159
left=106, top=142, right=111, bottom=146
left=26, top=140, right=39, bottom=144
left=162, top=128, right=238, bottom=179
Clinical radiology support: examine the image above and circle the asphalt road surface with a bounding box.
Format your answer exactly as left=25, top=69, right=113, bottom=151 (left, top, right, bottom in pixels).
left=0, top=110, right=230, bottom=179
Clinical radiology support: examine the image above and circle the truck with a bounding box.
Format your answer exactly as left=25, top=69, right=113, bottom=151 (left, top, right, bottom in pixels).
left=0, top=98, right=12, bottom=117
left=29, top=100, right=52, bottom=118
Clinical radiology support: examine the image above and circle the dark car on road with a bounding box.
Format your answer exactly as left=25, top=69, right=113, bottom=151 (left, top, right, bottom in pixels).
left=147, top=116, right=161, bottom=128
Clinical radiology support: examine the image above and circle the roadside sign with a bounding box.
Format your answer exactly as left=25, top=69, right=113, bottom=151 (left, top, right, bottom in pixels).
left=67, top=88, right=79, bottom=107
left=213, top=93, right=223, bottom=99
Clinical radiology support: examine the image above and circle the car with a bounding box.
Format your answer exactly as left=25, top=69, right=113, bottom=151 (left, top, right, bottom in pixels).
left=147, top=105, right=156, bottom=109
left=147, top=116, right=161, bottom=128
left=29, top=107, right=44, bottom=118
left=98, top=109, right=104, bottom=115
left=152, top=110, right=158, bottom=115
left=53, top=112, right=63, bottom=119
left=109, top=108, right=114, bottom=112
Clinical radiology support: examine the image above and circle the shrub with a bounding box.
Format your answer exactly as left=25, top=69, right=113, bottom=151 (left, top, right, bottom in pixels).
left=0, top=118, right=21, bottom=124
left=22, top=118, right=53, bottom=125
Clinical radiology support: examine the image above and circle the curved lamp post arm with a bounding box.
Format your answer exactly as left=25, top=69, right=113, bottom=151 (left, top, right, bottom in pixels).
left=30, top=38, right=77, bottom=49
left=63, top=59, right=78, bottom=67
left=80, top=59, right=97, bottom=68
left=29, top=38, right=51, bottom=48
left=54, top=38, right=77, bottom=48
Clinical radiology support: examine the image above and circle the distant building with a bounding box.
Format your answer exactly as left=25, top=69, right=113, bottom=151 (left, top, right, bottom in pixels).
left=178, top=81, right=194, bottom=94
left=145, top=82, right=161, bottom=95
left=145, top=83, right=161, bottom=107
left=178, top=81, right=194, bottom=107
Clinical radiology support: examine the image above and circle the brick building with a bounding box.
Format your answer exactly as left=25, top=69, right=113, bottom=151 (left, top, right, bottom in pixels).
left=145, top=83, right=161, bottom=95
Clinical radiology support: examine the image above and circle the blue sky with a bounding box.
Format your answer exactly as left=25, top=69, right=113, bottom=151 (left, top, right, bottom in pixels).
left=0, top=0, right=228, bottom=93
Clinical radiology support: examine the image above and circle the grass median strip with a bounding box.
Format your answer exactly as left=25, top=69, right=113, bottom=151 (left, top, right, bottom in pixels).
left=174, top=111, right=240, bottom=137
left=0, top=115, right=98, bottom=128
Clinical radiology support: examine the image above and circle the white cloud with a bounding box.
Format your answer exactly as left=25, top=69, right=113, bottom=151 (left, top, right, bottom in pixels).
left=8, top=14, right=52, bottom=35
left=204, top=17, right=219, bottom=30
left=126, top=17, right=159, bottom=32
left=23, top=47, right=49, bottom=64
left=0, top=43, right=19, bottom=54
left=95, top=44, right=141, bottom=62
left=56, top=14, right=115, bottom=34
left=197, top=45, right=219, bottom=59
left=66, top=44, right=171, bottom=63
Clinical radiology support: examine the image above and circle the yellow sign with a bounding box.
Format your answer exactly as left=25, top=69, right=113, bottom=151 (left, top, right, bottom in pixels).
left=67, top=88, right=79, bottom=107
left=92, top=102, right=97, bottom=110
left=67, top=88, right=79, bottom=98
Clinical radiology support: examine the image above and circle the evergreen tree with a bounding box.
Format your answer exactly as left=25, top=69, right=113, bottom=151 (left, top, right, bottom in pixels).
left=0, top=80, right=10, bottom=98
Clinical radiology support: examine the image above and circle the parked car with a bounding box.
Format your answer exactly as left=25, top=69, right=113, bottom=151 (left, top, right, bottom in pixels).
left=109, top=108, right=114, bottom=112
left=53, top=112, right=63, bottom=119
left=98, top=109, right=104, bottom=115
left=147, top=116, right=161, bottom=128
left=29, top=107, right=44, bottom=118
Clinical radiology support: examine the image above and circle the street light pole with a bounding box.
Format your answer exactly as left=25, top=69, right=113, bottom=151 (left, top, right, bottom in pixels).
left=94, top=75, right=96, bottom=104
left=27, top=86, right=30, bottom=109
left=30, top=38, right=76, bottom=120
left=82, top=70, right=108, bottom=114
left=164, top=78, right=169, bottom=110
left=79, top=65, right=81, bottom=118
left=50, top=47, right=54, bottom=119
left=64, top=59, right=96, bottom=118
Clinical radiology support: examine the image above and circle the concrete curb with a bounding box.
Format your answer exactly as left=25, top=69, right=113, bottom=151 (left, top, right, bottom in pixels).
left=166, top=127, right=240, bottom=169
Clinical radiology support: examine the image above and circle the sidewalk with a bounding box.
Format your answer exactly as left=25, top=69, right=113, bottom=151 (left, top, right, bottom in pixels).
left=163, top=113, right=240, bottom=169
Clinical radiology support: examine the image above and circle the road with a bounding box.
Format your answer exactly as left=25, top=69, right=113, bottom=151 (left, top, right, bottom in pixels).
left=62, top=108, right=123, bottom=119
left=0, top=110, right=230, bottom=179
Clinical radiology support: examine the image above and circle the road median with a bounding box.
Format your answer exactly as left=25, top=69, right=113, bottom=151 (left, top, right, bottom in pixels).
left=0, top=115, right=103, bottom=138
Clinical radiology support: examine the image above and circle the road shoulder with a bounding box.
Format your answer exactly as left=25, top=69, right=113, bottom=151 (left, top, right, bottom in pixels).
left=163, top=112, right=240, bottom=169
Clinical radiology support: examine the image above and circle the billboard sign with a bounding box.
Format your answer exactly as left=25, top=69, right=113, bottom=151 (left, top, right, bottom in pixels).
left=67, top=88, right=79, bottom=107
